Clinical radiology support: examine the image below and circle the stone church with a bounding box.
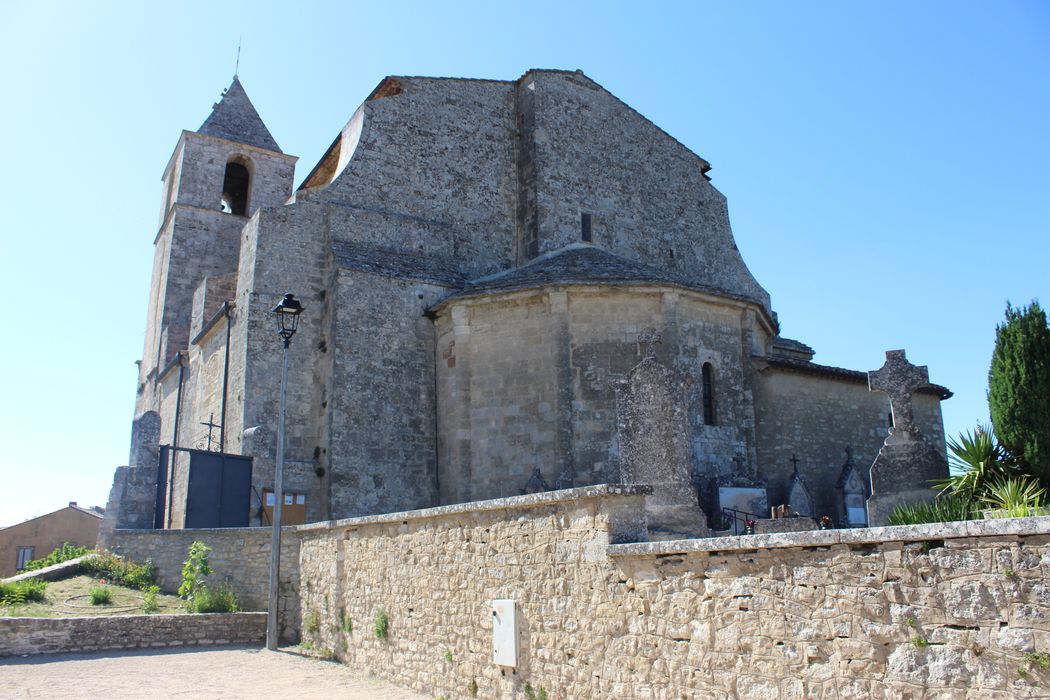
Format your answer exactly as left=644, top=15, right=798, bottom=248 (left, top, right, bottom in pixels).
left=107, top=69, right=950, bottom=537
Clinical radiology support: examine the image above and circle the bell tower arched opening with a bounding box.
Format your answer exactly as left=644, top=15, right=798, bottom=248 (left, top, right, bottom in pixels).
left=220, top=159, right=251, bottom=215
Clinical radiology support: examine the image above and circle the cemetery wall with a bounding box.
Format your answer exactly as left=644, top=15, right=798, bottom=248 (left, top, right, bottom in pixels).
left=296, top=485, right=1050, bottom=699
left=108, top=527, right=301, bottom=640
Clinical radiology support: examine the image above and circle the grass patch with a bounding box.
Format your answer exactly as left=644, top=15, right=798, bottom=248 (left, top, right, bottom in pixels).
left=0, top=575, right=184, bottom=618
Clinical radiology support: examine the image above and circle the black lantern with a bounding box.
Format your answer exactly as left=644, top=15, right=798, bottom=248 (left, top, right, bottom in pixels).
left=272, top=293, right=304, bottom=345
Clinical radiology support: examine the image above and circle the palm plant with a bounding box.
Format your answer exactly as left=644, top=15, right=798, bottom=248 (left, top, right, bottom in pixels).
left=888, top=494, right=981, bottom=526
left=936, top=424, right=1014, bottom=501
left=981, top=476, right=1047, bottom=517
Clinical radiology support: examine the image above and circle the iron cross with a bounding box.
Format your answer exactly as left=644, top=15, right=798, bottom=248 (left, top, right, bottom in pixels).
left=200, top=413, right=221, bottom=451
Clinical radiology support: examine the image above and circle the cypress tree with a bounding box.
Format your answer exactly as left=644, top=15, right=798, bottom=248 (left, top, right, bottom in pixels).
left=988, top=300, right=1050, bottom=483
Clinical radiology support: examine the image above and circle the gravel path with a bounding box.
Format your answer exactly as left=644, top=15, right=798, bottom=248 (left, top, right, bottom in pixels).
left=0, top=645, right=428, bottom=699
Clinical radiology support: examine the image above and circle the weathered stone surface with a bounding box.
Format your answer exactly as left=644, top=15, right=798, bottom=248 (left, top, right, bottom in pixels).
left=616, top=329, right=707, bottom=537
left=108, top=527, right=301, bottom=640
left=99, top=411, right=161, bottom=549
left=866, top=350, right=949, bottom=525
left=110, top=69, right=952, bottom=536
left=0, top=613, right=265, bottom=657
left=291, top=489, right=1050, bottom=699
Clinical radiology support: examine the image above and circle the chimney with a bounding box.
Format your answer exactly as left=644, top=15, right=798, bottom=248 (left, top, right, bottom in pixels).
left=68, top=501, right=77, bottom=508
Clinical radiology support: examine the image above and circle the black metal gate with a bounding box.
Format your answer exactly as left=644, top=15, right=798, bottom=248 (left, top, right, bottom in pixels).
left=155, top=446, right=252, bottom=529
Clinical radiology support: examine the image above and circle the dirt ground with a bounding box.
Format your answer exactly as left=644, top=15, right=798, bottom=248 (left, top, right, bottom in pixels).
left=0, top=645, right=428, bottom=699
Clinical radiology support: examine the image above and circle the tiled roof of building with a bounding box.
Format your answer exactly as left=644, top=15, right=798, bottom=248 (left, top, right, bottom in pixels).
left=331, top=240, right=466, bottom=287
left=771, top=336, right=815, bottom=360
left=765, top=357, right=953, bottom=399
left=198, top=76, right=282, bottom=153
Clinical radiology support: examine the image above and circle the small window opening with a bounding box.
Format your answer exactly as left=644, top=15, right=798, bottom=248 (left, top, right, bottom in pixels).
left=888, top=411, right=894, bottom=428
left=16, top=546, right=34, bottom=570
left=221, top=161, right=250, bottom=216
left=702, top=362, right=716, bottom=426
left=581, top=212, right=592, bottom=242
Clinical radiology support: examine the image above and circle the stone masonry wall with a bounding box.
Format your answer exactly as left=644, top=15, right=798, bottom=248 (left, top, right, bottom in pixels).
left=108, top=527, right=301, bottom=640
left=296, top=486, right=1050, bottom=699
left=436, top=286, right=773, bottom=506
left=754, top=368, right=947, bottom=519
left=0, top=613, right=265, bottom=657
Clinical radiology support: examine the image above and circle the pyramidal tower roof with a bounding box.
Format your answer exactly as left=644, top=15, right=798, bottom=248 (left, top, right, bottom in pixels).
left=197, top=76, right=281, bottom=153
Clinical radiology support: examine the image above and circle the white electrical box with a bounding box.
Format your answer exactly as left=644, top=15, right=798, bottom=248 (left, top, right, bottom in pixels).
left=492, top=599, right=518, bottom=667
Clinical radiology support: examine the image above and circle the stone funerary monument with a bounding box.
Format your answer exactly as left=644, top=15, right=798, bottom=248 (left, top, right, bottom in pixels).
left=104, top=69, right=951, bottom=537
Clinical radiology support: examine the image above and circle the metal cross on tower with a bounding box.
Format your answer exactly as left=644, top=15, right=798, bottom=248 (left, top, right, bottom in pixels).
left=200, top=413, right=221, bottom=452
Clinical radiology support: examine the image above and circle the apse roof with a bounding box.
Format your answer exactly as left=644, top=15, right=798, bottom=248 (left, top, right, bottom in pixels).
left=441, top=244, right=760, bottom=308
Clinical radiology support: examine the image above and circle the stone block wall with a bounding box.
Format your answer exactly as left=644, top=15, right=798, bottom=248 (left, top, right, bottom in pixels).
left=435, top=287, right=775, bottom=507
left=108, top=527, right=301, bottom=640
left=296, top=486, right=1050, bottom=699
left=754, top=367, right=947, bottom=518
left=0, top=613, right=265, bottom=657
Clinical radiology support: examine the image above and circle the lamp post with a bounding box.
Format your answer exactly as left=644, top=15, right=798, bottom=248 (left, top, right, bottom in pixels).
left=266, top=293, right=304, bottom=651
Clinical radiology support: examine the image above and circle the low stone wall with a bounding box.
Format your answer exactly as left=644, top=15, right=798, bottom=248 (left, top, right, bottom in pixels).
left=0, top=613, right=265, bottom=657
left=108, top=527, right=301, bottom=639
left=295, top=484, right=1050, bottom=699
left=754, top=516, right=817, bottom=534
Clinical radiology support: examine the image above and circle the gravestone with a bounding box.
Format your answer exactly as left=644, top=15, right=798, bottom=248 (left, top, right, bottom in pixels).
left=521, top=466, right=552, bottom=494
left=616, top=328, right=708, bottom=537
left=836, top=446, right=869, bottom=527
left=786, top=456, right=815, bottom=518
left=866, top=350, right=948, bottom=525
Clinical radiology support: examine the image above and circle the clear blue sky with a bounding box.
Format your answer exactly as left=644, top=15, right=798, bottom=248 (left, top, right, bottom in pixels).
left=0, top=1, right=1046, bottom=526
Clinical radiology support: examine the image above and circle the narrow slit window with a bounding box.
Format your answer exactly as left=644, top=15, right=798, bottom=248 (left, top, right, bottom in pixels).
left=702, top=362, right=716, bottom=426
left=581, top=212, right=592, bottom=242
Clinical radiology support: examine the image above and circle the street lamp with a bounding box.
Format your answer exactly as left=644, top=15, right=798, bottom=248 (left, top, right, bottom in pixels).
left=266, top=293, right=304, bottom=651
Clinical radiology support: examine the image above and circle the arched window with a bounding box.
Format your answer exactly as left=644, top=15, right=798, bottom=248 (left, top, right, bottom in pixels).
left=702, top=362, right=716, bottom=426
left=220, top=160, right=250, bottom=215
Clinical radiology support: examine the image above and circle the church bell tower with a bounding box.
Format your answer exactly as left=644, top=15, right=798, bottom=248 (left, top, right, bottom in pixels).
left=135, top=76, right=296, bottom=417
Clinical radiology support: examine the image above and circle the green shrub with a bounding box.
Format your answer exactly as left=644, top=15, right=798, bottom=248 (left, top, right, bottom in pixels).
left=937, top=425, right=1016, bottom=501
left=0, top=579, right=48, bottom=607
left=1024, top=651, right=1050, bottom=671
left=89, top=586, right=112, bottom=605
left=339, top=607, right=352, bottom=633
left=989, top=301, right=1050, bottom=483
left=523, top=682, right=548, bottom=700
left=888, top=494, right=980, bottom=525
left=178, top=541, right=213, bottom=608
left=24, top=543, right=90, bottom=571
left=373, top=608, right=389, bottom=639
left=305, top=609, right=320, bottom=634
left=80, top=552, right=156, bottom=590
left=142, top=585, right=160, bottom=614
left=981, top=476, right=1047, bottom=517
left=191, top=581, right=239, bottom=613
